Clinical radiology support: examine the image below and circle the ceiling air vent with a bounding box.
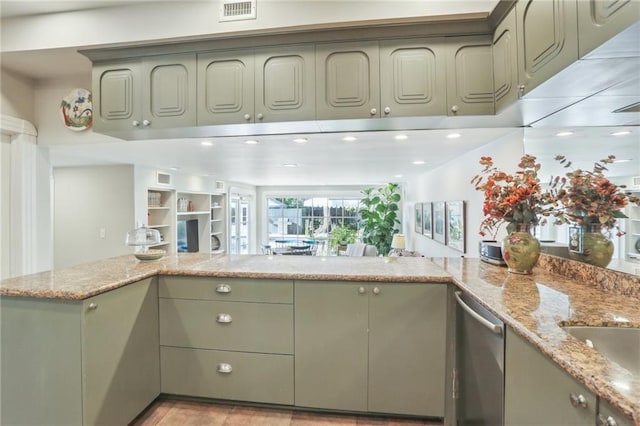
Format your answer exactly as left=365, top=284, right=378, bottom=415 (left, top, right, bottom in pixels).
left=156, top=172, right=171, bottom=186
left=219, top=0, right=256, bottom=22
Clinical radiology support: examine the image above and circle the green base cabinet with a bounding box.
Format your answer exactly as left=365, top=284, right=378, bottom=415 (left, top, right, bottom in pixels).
left=505, top=327, right=596, bottom=425
left=294, top=281, right=447, bottom=417
left=1, top=278, right=160, bottom=426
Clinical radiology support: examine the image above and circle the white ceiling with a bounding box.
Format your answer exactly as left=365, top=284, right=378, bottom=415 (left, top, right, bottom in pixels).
left=2, top=2, right=640, bottom=187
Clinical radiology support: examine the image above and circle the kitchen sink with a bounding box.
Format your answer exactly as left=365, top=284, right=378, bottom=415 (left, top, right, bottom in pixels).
left=562, top=326, right=639, bottom=375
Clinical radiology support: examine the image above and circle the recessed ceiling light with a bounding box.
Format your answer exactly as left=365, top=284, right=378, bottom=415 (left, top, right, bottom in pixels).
left=447, top=133, right=461, bottom=139
left=394, top=134, right=408, bottom=140
left=283, top=163, right=298, bottom=168
left=556, top=131, right=573, bottom=137
left=245, top=139, right=259, bottom=145
left=613, top=158, right=633, bottom=163
left=170, top=167, right=180, bottom=171
left=342, top=136, right=358, bottom=142
left=293, top=137, right=308, bottom=143
left=412, top=160, right=425, bottom=165
left=394, top=174, right=403, bottom=178
left=611, top=130, right=631, bottom=136
left=201, top=141, right=213, bottom=146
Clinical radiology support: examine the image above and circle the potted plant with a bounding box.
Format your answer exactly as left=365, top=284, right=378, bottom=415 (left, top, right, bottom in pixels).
left=328, top=225, right=357, bottom=253
left=358, top=183, right=401, bottom=255
left=546, top=155, right=640, bottom=267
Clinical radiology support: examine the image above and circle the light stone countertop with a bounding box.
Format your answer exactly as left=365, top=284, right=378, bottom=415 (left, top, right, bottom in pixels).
left=1, top=253, right=638, bottom=424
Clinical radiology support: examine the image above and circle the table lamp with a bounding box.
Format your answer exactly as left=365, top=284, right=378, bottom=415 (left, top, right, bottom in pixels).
left=390, top=233, right=405, bottom=256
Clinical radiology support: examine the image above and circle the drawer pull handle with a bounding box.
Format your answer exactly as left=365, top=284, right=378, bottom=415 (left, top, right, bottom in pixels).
left=569, top=393, right=588, bottom=409
left=217, top=363, right=233, bottom=374
left=216, top=313, right=232, bottom=323
left=215, top=284, right=231, bottom=293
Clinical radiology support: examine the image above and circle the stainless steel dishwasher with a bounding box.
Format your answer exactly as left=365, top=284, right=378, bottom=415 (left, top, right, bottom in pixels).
left=455, top=291, right=505, bottom=426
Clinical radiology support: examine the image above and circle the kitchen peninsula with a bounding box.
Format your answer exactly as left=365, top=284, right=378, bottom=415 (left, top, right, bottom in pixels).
left=1, top=254, right=639, bottom=426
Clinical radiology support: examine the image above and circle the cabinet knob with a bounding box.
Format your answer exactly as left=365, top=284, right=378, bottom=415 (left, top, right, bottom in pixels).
left=358, top=286, right=366, bottom=295
left=132, top=120, right=140, bottom=127
left=569, top=393, right=588, bottom=409
left=257, top=113, right=264, bottom=121
left=369, top=108, right=377, bottom=116
left=372, top=287, right=381, bottom=295
left=597, top=414, right=618, bottom=426
left=215, top=283, right=231, bottom=293
left=142, top=119, right=151, bottom=127
left=216, top=313, right=232, bottom=323
left=383, top=106, right=391, bottom=115
left=243, top=114, right=251, bottom=121
left=450, top=105, right=459, bottom=113
left=88, top=302, right=98, bottom=311
left=216, top=363, right=233, bottom=374
left=518, top=84, right=526, bottom=98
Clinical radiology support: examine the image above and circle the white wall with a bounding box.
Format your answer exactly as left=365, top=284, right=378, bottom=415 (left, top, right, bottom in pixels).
left=405, top=129, right=524, bottom=258
left=53, top=165, right=135, bottom=268
left=1, top=1, right=498, bottom=52
left=0, top=134, right=11, bottom=278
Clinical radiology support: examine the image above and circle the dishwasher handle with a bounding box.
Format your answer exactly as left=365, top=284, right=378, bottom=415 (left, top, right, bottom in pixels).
left=455, top=291, right=503, bottom=336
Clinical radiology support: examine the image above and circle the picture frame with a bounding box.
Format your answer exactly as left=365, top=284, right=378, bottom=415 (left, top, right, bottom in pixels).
left=415, top=203, right=423, bottom=234
left=568, top=225, right=584, bottom=254
left=433, top=201, right=446, bottom=244
left=423, top=202, right=433, bottom=238
left=446, top=200, right=465, bottom=252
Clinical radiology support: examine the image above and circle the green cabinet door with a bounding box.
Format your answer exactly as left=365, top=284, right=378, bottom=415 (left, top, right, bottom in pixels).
left=294, top=281, right=369, bottom=411
left=516, top=0, right=579, bottom=95
left=92, top=59, right=142, bottom=133
left=255, top=45, right=316, bottom=122
left=577, top=0, right=640, bottom=57
left=505, top=327, right=597, bottom=425
left=368, top=283, right=447, bottom=417
left=82, top=277, right=160, bottom=425
left=492, top=7, right=519, bottom=113
left=197, top=49, right=255, bottom=125
left=315, top=41, right=380, bottom=120
left=379, top=38, right=447, bottom=118
left=445, top=35, right=496, bottom=116
left=142, top=54, right=197, bottom=129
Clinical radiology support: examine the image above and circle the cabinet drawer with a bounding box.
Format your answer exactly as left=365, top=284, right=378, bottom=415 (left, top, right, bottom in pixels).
left=160, top=346, right=294, bottom=405
left=158, top=276, right=293, bottom=303
left=159, top=298, right=293, bottom=354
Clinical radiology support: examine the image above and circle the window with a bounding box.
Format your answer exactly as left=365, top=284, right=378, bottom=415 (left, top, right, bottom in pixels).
left=266, top=196, right=361, bottom=245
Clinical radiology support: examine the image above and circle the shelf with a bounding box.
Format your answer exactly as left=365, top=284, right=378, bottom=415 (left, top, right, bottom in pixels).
left=148, top=206, right=170, bottom=210
left=211, top=206, right=223, bottom=209
left=211, top=249, right=225, bottom=254
left=148, top=224, right=171, bottom=229
left=211, top=219, right=223, bottom=223
left=150, top=242, right=170, bottom=248
left=177, top=211, right=209, bottom=216
left=211, top=231, right=223, bottom=236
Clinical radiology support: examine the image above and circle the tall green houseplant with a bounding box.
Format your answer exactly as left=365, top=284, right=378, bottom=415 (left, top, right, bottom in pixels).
left=359, top=183, right=401, bottom=255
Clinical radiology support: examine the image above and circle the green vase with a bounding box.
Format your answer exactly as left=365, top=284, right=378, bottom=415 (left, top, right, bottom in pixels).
left=501, top=224, right=540, bottom=274
left=568, top=224, right=614, bottom=268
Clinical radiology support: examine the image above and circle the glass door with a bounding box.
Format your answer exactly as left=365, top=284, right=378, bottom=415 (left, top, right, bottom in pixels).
left=230, top=195, right=251, bottom=254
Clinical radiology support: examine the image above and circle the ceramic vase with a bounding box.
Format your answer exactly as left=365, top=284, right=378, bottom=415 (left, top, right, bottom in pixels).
left=501, top=223, right=540, bottom=274
left=568, top=224, right=614, bottom=268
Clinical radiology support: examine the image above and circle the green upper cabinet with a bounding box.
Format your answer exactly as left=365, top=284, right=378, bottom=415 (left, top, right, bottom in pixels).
left=197, top=49, right=255, bottom=126
left=294, top=281, right=447, bottom=417
left=577, top=0, right=640, bottom=57
left=255, top=45, right=316, bottom=122
left=446, top=36, right=496, bottom=115
left=315, top=41, right=381, bottom=120
left=516, top=0, right=579, bottom=95
left=492, top=7, right=519, bottom=113
left=92, top=54, right=196, bottom=133
left=379, top=38, right=448, bottom=117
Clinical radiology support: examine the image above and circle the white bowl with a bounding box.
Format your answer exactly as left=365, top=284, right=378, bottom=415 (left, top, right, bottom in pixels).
left=134, top=249, right=165, bottom=261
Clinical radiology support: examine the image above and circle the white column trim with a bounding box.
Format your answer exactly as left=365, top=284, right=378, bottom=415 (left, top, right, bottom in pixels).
left=1, top=115, right=39, bottom=277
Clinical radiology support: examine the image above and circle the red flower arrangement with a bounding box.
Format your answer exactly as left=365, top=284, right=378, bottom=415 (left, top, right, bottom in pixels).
left=547, top=155, right=640, bottom=236
left=471, top=155, right=551, bottom=238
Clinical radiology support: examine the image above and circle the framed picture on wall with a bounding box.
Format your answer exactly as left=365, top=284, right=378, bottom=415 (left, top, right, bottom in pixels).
left=415, top=203, right=423, bottom=234
left=433, top=201, right=446, bottom=244
left=423, top=202, right=433, bottom=238
left=446, top=200, right=465, bottom=252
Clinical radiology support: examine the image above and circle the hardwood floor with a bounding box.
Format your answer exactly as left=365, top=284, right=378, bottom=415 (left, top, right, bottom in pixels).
left=132, top=399, right=443, bottom=426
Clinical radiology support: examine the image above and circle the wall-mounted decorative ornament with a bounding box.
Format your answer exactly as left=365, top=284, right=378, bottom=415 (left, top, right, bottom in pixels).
left=60, top=88, right=92, bottom=131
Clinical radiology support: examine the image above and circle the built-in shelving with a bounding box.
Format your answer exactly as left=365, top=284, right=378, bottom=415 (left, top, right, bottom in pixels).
left=146, top=189, right=174, bottom=252
left=211, top=193, right=226, bottom=254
